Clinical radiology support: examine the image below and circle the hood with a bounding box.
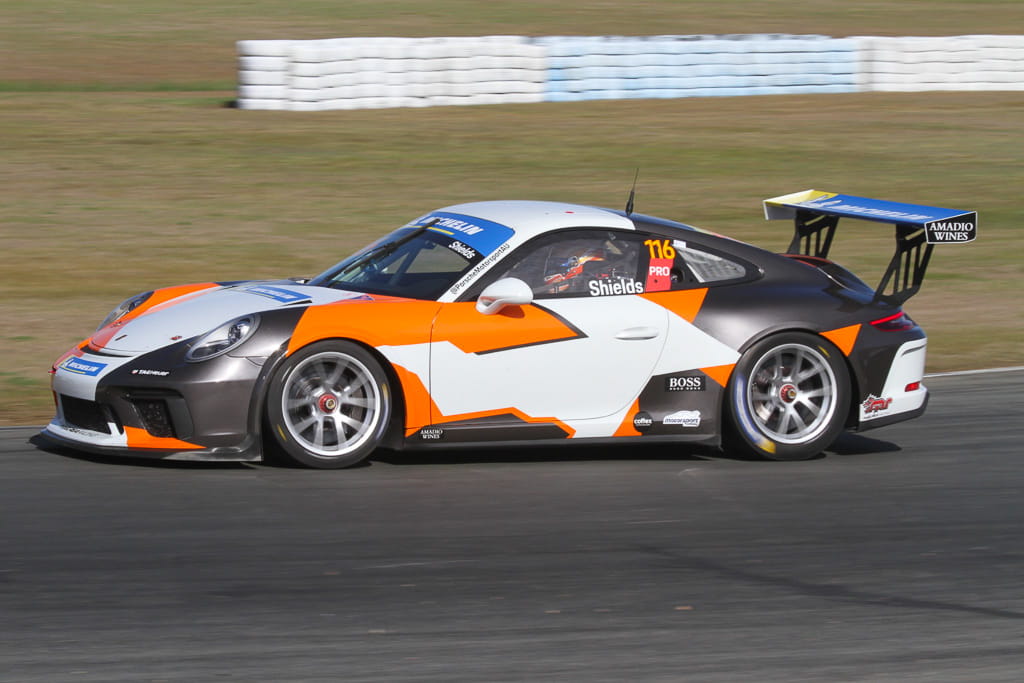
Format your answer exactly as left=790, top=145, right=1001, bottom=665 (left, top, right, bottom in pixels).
left=93, top=282, right=371, bottom=354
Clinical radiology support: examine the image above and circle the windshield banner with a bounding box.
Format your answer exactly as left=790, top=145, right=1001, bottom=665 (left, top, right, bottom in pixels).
left=407, top=212, right=515, bottom=256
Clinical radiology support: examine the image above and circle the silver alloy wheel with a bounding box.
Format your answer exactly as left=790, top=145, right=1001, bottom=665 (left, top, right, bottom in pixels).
left=745, top=343, right=838, bottom=445
left=280, top=350, right=382, bottom=458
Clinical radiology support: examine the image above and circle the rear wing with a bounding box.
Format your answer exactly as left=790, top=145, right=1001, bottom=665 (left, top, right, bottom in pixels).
left=764, top=190, right=977, bottom=305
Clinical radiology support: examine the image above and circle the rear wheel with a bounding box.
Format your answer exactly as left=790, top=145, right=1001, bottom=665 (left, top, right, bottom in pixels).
left=724, top=332, right=850, bottom=461
left=266, top=341, right=391, bottom=468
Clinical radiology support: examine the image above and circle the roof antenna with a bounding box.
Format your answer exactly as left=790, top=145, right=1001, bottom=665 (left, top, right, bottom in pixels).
left=625, top=168, right=640, bottom=216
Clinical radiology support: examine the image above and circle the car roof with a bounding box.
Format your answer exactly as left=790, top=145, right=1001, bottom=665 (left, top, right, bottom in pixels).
left=438, top=200, right=637, bottom=242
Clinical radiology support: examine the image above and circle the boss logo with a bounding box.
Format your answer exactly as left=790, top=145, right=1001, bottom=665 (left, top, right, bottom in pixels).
left=665, top=376, right=706, bottom=391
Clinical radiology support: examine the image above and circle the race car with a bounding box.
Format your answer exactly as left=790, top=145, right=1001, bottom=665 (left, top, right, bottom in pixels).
left=42, top=191, right=977, bottom=467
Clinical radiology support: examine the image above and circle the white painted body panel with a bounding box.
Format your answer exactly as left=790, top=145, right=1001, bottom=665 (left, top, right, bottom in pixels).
left=378, top=292, right=743, bottom=438
left=99, top=284, right=365, bottom=354
left=429, top=295, right=668, bottom=421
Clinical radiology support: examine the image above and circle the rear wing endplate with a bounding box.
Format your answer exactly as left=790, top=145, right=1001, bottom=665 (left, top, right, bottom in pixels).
left=764, top=190, right=977, bottom=305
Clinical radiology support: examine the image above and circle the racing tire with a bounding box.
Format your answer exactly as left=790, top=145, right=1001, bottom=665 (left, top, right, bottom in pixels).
left=266, top=341, right=392, bottom=469
left=724, top=332, right=850, bottom=461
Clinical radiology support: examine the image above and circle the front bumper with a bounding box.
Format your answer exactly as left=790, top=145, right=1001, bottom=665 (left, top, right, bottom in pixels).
left=38, top=424, right=262, bottom=462
left=46, top=345, right=270, bottom=462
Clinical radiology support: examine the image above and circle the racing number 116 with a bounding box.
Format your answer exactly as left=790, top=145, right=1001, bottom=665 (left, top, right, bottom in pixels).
left=644, top=239, right=676, bottom=260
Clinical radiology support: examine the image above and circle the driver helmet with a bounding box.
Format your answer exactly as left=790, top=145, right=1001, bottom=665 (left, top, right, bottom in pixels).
left=543, top=247, right=607, bottom=291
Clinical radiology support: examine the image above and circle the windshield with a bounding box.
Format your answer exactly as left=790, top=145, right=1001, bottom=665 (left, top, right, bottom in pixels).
left=310, top=225, right=490, bottom=300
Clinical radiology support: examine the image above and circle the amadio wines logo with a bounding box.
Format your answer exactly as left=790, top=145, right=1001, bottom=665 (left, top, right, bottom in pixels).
left=925, top=213, right=977, bottom=243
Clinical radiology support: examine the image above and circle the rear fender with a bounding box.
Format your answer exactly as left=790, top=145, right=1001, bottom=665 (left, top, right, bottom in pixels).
left=727, top=326, right=862, bottom=429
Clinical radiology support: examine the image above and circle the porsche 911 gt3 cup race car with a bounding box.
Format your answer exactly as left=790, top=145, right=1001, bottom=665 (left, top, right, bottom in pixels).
left=43, top=191, right=977, bottom=468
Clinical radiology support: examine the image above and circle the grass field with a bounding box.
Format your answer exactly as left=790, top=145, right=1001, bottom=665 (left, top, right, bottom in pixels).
left=1, top=2, right=1023, bottom=424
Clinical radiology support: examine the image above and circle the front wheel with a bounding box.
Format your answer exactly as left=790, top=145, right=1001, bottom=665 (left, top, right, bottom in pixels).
left=266, top=341, right=392, bottom=468
left=724, top=332, right=850, bottom=461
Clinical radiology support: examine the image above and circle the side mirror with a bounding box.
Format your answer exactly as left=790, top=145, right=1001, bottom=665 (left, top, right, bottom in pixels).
left=476, top=277, right=534, bottom=315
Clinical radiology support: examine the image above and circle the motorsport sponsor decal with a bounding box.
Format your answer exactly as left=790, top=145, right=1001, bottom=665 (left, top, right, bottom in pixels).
left=663, top=410, right=701, bottom=428
left=419, top=427, right=445, bottom=440
left=60, top=357, right=107, bottom=376
left=446, top=240, right=478, bottom=260
left=64, top=425, right=101, bottom=437
left=408, top=211, right=515, bottom=256
left=450, top=241, right=512, bottom=294
left=665, top=375, right=706, bottom=392
left=862, top=394, right=893, bottom=415
left=131, top=369, right=170, bottom=377
left=588, top=278, right=644, bottom=297
left=632, top=411, right=653, bottom=433
left=242, top=285, right=310, bottom=304
left=925, top=214, right=977, bottom=243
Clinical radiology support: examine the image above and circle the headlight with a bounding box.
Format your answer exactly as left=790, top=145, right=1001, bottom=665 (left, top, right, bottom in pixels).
left=97, top=291, right=153, bottom=331
left=186, top=315, right=259, bottom=362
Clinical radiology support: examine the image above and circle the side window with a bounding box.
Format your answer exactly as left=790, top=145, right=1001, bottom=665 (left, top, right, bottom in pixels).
left=490, top=229, right=645, bottom=298
left=664, top=240, right=750, bottom=289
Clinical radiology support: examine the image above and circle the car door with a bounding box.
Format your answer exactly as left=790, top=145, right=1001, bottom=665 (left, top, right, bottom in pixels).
left=427, top=228, right=669, bottom=425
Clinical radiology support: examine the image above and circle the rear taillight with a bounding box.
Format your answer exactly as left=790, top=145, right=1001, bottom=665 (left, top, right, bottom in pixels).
left=871, top=311, right=916, bottom=332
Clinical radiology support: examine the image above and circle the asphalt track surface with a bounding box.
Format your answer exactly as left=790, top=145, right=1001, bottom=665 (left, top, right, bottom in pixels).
left=2, top=369, right=1023, bottom=682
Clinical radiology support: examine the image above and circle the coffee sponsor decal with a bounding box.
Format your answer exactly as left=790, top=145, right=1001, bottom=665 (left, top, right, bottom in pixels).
left=632, top=411, right=653, bottom=433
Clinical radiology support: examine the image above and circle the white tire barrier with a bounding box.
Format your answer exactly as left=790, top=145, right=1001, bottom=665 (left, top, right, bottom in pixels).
left=858, top=35, right=1024, bottom=92
left=238, top=36, right=546, bottom=111
left=540, top=35, right=857, bottom=102
left=236, top=34, right=1024, bottom=111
